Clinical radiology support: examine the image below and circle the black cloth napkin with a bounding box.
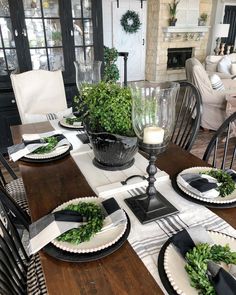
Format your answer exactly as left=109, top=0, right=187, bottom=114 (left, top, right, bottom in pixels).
left=29, top=197, right=126, bottom=254
left=178, top=173, right=219, bottom=198
left=207, top=261, right=236, bottom=295
left=170, top=226, right=236, bottom=294
left=170, top=226, right=213, bottom=257
left=8, top=132, right=68, bottom=161
left=22, top=133, right=65, bottom=145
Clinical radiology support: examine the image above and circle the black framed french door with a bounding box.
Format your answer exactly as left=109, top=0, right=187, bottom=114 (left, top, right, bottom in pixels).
left=223, top=5, right=236, bottom=51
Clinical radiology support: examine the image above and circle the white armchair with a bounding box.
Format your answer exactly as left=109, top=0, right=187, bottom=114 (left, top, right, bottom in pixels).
left=185, top=58, right=236, bottom=130
left=11, top=70, right=70, bottom=124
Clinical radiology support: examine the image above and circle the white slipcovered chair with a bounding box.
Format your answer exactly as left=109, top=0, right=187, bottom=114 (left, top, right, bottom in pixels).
left=11, top=70, right=71, bottom=124
left=185, top=57, right=236, bottom=130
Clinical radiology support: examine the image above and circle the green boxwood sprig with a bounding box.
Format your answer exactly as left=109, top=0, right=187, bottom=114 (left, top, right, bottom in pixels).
left=57, top=202, right=104, bottom=244
left=185, top=243, right=236, bottom=295
left=33, top=136, right=58, bottom=154
left=202, top=170, right=235, bottom=197
left=65, top=117, right=81, bottom=125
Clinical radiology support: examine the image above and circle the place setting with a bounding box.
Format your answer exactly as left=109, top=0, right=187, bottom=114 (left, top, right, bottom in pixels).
left=29, top=197, right=130, bottom=262
left=158, top=226, right=236, bottom=295
left=58, top=113, right=84, bottom=130
left=171, top=166, right=236, bottom=208
left=8, top=130, right=72, bottom=163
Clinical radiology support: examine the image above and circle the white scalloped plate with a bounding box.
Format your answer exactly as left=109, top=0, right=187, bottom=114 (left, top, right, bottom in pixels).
left=51, top=197, right=127, bottom=253
left=59, top=118, right=82, bottom=129
left=24, top=144, right=71, bottom=160
left=164, top=231, right=236, bottom=295
left=177, top=167, right=236, bottom=204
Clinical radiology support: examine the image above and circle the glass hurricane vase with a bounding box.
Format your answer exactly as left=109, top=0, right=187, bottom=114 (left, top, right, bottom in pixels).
left=125, top=81, right=180, bottom=224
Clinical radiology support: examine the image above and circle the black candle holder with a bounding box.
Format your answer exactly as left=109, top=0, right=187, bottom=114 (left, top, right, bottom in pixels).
left=125, top=142, right=178, bottom=224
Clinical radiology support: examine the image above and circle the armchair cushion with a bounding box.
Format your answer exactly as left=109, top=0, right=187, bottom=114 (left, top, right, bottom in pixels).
left=217, top=55, right=232, bottom=75
left=231, top=64, right=236, bottom=75
left=209, top=74, right=225, bottom=91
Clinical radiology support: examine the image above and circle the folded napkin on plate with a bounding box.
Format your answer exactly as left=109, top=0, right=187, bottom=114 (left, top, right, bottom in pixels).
left=171, top=226, right=236, bottom=294
left=8, top=131, right=70, bottom=161
left=63, top=114, right=82, bottom=127
left=171, top=226, right=214, bottom=257
left=28, top=197, right=127, bottom=255
left=178, top=173, right=219, bottom=199
left=207, top=261, right=236, bottom=295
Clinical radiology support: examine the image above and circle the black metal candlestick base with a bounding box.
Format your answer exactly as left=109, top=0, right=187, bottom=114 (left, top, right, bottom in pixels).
left=125, top=146, right=178, bottom=224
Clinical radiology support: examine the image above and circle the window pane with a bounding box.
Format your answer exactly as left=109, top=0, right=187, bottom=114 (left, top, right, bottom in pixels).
left=48, top=47, right=64, bottom=70
left=23, top=0, right=42, bottom=17
left=0, top=49, right=7, bottom=75
left=30, top=48, right=48, bottom=69
left=84, top=19, right=93, bottom=45
left=73, top=20, right=83, bottom=46
left=75, top=47, right=84, bottom=63
left=43, top=0, right=59, bottom=17
left=45, top=19, right=62, bottom=47
left=85, top=46, right=93, bottom=63
left=0, top=0, right=10, bottom=17
left=5, top=49, right=18, bottom=70
left=0, top=18, right=15, bottom=47
left=25, top=19, right=45, bottom=47
left=82, top=0, right=92, bottom=18
left=71, top=0, right=81, bottom=18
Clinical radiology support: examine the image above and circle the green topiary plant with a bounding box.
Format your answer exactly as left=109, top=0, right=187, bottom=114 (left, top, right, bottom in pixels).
left=74, top=81, right=134, bottom=137
left=199, top=13, right=208, bottom=22
left=103, top=46, right=120, bottom=82
left=168, top=0, right=181, bottom=25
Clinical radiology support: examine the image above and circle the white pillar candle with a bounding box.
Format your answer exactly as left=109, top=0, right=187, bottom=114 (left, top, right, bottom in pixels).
left=143, top=126, right=164, bottom=144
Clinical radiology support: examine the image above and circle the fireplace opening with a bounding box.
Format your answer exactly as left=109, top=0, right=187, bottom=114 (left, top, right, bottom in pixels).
left=167, top=48, right=193, bottom=69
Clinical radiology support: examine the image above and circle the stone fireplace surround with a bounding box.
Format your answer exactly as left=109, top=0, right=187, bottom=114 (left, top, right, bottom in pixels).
left=145, top=0, right=213, bottom=82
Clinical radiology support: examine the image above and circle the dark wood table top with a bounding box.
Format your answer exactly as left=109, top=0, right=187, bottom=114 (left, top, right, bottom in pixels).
left=11, top=122, right=236, bottom=295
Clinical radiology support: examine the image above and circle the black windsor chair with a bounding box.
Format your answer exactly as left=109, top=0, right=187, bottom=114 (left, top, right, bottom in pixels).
left=0, top=152, right=29, bottom=214
left=171, top=81, right=202, bottom=151
left=203, top=112, right=236, bottom=169
left=0, top=188, right=47, bottom=295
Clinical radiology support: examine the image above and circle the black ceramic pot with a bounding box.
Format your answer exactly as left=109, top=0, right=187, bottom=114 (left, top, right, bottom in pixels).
left=86, top=128, right=138, bottom=171
left=169, top=18, right=177, bottom=26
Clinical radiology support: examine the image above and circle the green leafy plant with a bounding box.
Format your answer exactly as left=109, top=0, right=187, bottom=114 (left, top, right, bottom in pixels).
left=74, top=81, right=134, bottom=137
left=65, top=117, right=81, bottom=125
left=185, top=243, right=236, bottom=295
left=202, top=170, right=235, bottom=197
left=103, top=46, right=120, bottom=83
left=168, top=0, right=181, bottom=22
left=120, top=10, right=141, bottom=34
left=33, top=136, right=58, bottom=154
left=57, top=202, right=104, bottom=244
left=199, top=13, right=208, bottom=22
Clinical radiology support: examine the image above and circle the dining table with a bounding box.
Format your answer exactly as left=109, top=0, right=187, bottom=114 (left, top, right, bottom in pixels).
left=11, top=121, right=236, bottom=295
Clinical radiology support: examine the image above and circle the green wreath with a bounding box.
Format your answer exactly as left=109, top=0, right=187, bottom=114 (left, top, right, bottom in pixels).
left=120, top=10, right=141, bottom=34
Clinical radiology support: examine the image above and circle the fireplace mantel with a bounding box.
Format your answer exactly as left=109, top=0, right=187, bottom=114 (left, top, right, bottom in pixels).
left=163, top=26, right=211, bottom=41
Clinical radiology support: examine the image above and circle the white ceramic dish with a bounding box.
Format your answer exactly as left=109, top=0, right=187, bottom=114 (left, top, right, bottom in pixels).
left=164, top=231, right=236, bottom=295
left=24, top=144, right=70, bottom=160
left=177, top=167, right=236, bottom=204
left=59, top=118, right=83, bottom=129
left=51, top=197, right=127, bottom=253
